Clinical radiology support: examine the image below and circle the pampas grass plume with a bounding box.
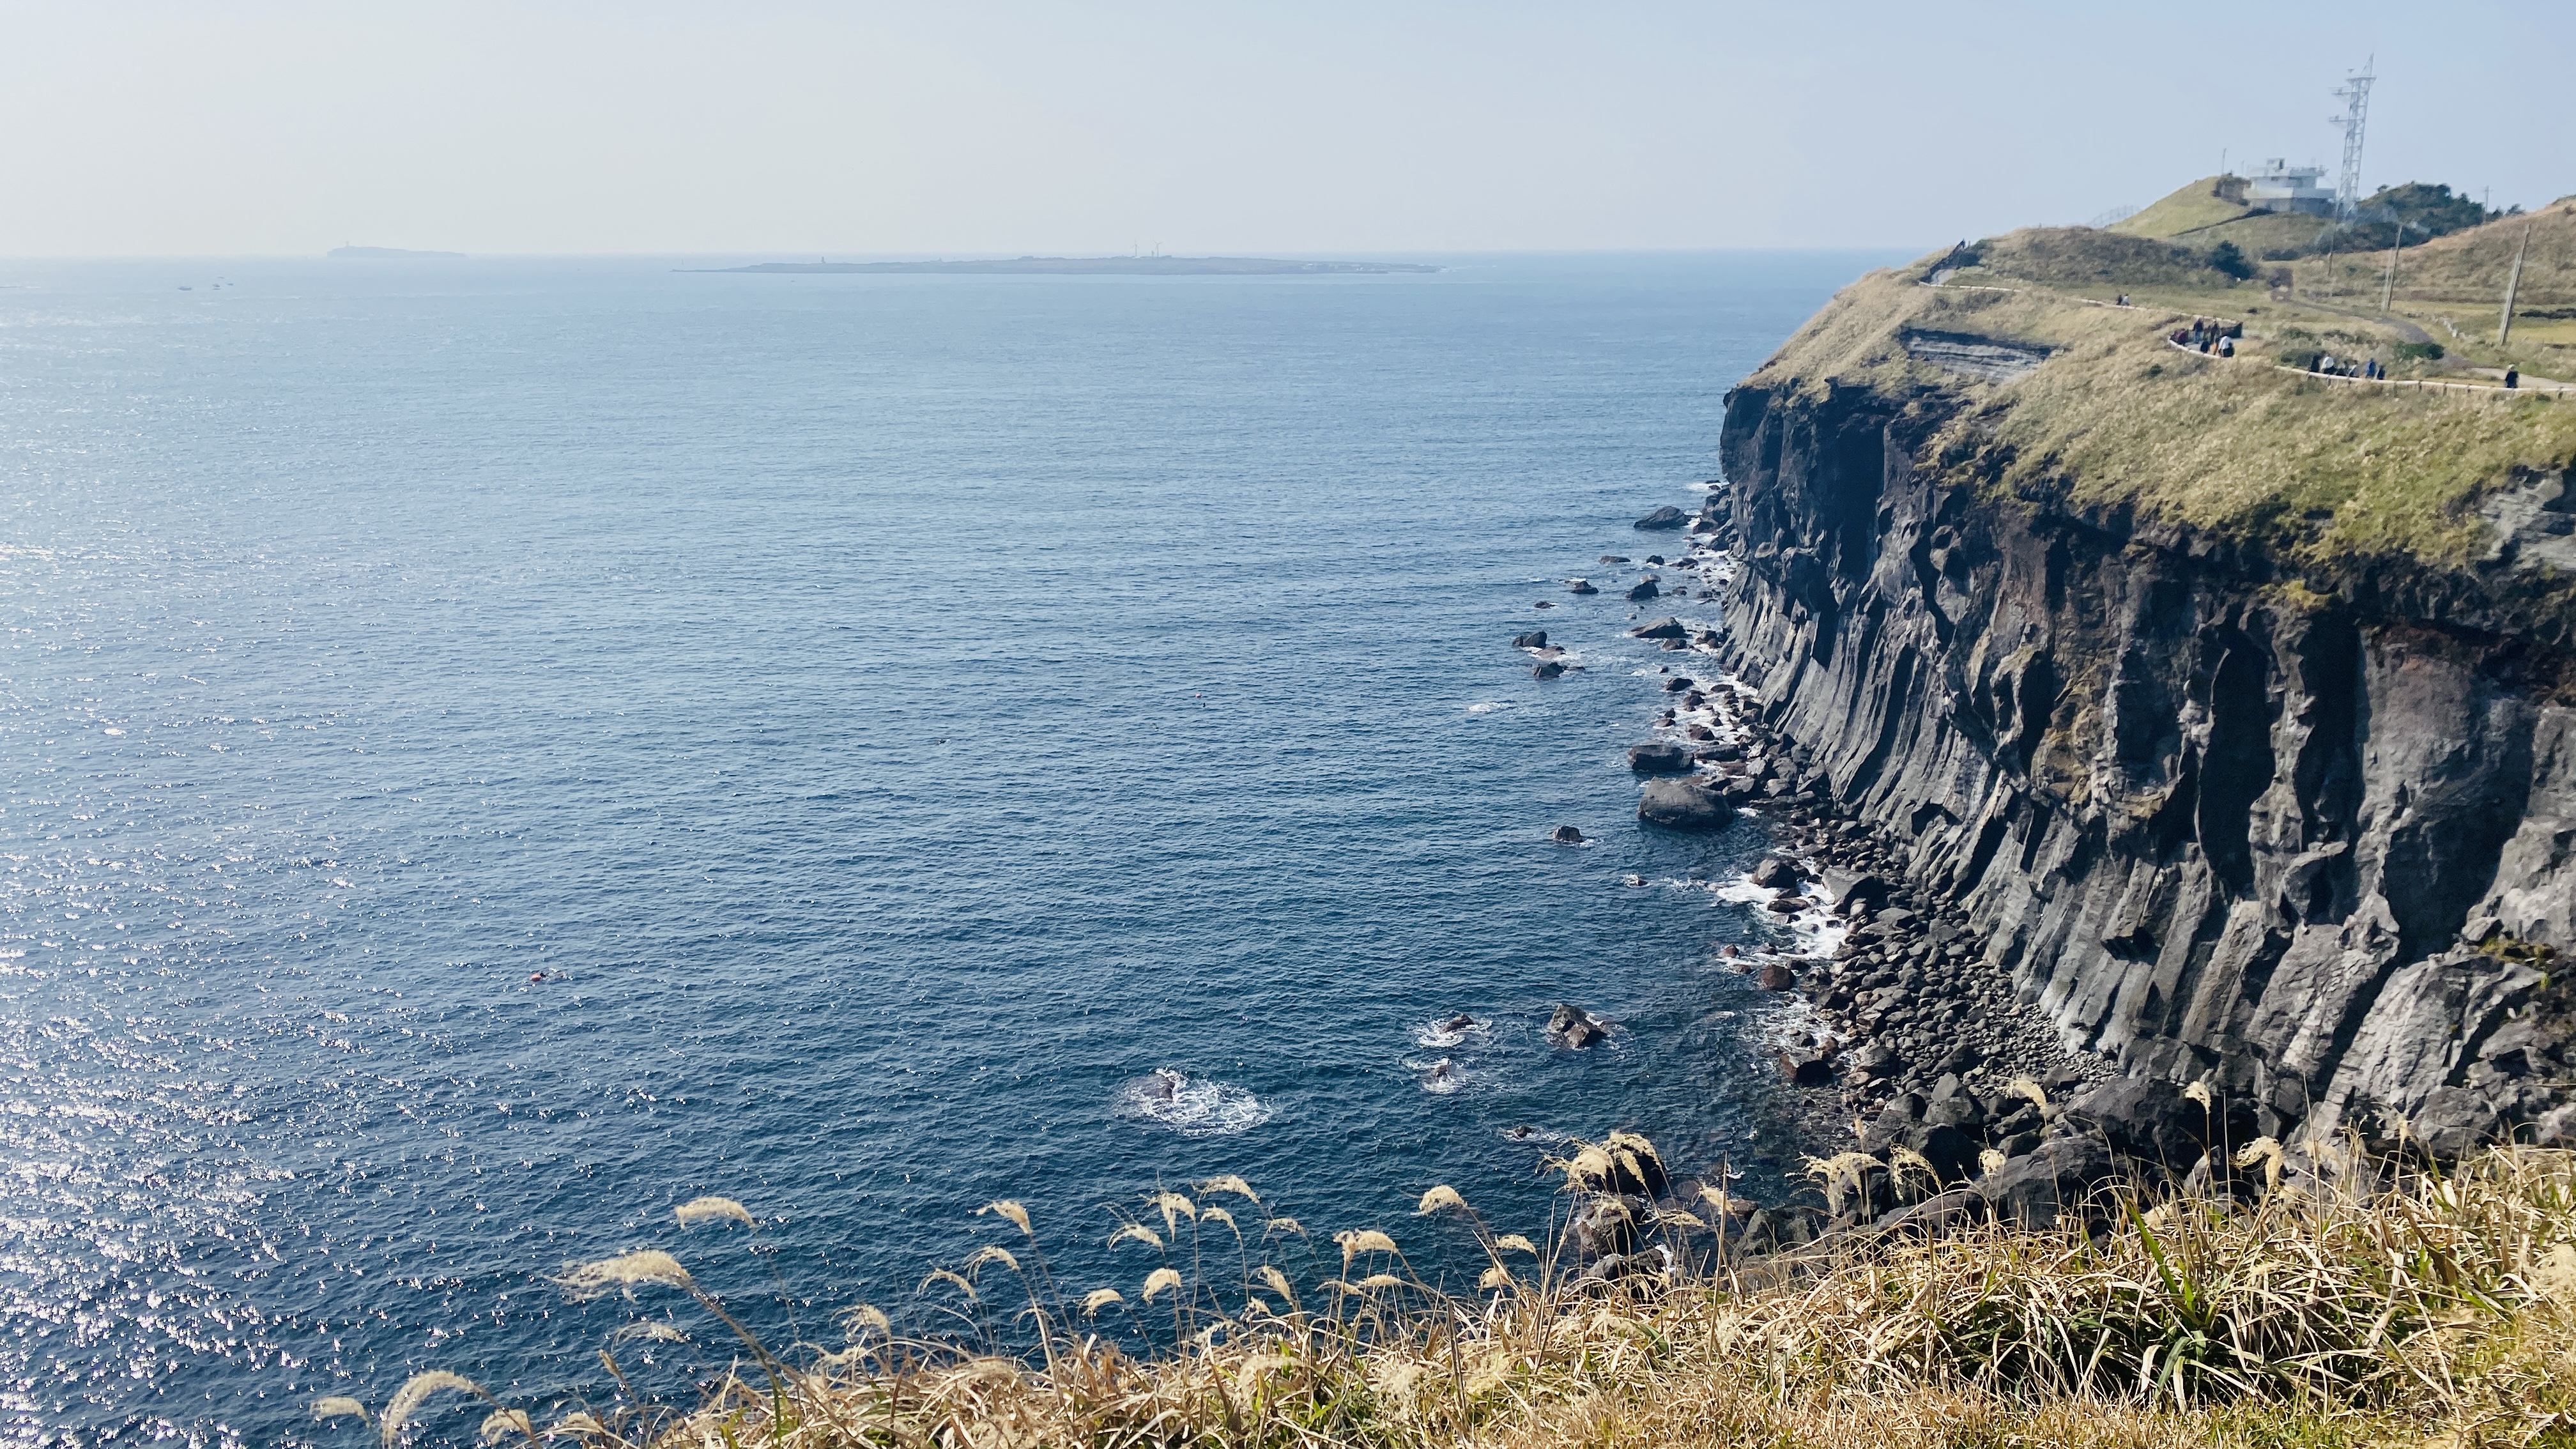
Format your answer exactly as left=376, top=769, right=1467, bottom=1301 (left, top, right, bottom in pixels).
left=1082, top=1287, right=1124, bottom=1314
left=1108, top=1222, right=1162, bottom=1251
left=311, top=1396, right=368, bottom=1423
left=1337, top=1229, right=1398, bottom=1271
left=477, top=1408, right=533, bottom=1444
left=554, top=1250, right=694, bottom=1301
left=976, top=1199, right=1032, bottom=1236
left=1142, top=1268, right=1183, bottom=1302
left=1197, top=1174, right=1260, bottom=1202
left=1414, top=1184, right=1468, bottom=1215
left=379, top=1371, right=483, bottom=1446
left=673, top=1196, right=754, bottom=1229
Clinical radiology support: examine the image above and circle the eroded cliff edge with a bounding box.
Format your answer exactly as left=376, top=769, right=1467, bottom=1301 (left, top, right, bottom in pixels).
left=1708, top=226, right=2576, bottom=1160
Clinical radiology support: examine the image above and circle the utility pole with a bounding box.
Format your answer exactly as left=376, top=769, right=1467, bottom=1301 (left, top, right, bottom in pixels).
left=2380, top=222, right=2405, bottom=313
left=2497, top=222, right=2531, bottom=347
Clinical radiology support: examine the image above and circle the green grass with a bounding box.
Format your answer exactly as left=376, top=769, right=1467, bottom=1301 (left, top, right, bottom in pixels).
left=2110, top=176, right=2256, bottom=240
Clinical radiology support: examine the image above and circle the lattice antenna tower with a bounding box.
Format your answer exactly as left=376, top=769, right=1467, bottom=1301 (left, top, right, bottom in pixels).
left=2329, top=58, right=2374, bottom=222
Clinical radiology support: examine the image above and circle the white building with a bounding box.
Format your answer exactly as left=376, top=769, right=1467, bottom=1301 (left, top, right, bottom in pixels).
left=2242, top=160, right=2336, bottom=216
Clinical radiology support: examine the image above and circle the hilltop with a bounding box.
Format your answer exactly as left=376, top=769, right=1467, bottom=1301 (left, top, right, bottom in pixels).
left=1764, top=206, right=2576, bottom=572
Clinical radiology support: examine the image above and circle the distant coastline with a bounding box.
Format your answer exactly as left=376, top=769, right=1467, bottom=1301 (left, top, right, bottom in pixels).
left=686, top=256, right=1440, bottom=276
left=328, top=245, right=467, bottom=259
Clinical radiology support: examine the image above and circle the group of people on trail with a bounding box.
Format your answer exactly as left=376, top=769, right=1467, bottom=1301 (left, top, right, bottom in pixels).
left=2311, top=353, right=2386, bottom=380
left=2172, top=316, right=2240, bottom=357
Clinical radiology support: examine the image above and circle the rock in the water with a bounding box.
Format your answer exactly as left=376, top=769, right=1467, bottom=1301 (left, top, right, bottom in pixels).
left=1549, top=824, right=1585, bottom=843
left=1757, top=962, right=1797, bottom=990
left=1749, top=855, right=1802, bottom=891
left=1626, top=579, right=1660, bottom=601
left=1598, top=555, right=1630, bottom=564
left=1567, top=578, right=1598, bottom=594
left=1627, top=742, right=1694, bottom=775
left=1547, top=1002, right=1610, bottom=1048
left=1663, top=675, right=1694, bottom=693
left=1637, top=778, right=1731, bottom=830
left=1629, top=616, right=1687, bottom=640
left=1634, top=505, right=1688, bottom=531
left=1532, top=660, right=1566, bottom=680
left=1512, top=631, right=1548, bottom=649
left=1779, top=1044, right=1837, bottom=1085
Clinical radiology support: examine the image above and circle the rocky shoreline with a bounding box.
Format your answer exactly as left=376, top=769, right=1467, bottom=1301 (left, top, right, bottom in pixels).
left=1519, top=468, right=2575, bottom=1254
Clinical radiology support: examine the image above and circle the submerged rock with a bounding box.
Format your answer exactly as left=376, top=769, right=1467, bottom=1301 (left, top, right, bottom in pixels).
left=1533, top=660, right=1566, bottom=680
left=1549, top=824, right=1585, bottom=843
left=1630, top=616, right=1687, bottom=640
left=1567, top=578, right=1598, bottom=594
left=1511, top=630, right=1548, bottom=648
left=1626, top=579, right=1660, bottom=601
left=1634, top=505, right=1688, bottom=530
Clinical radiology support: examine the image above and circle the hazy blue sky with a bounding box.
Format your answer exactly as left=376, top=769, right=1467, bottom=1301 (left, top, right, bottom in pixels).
left=4, top=0, right=2568, bottom=257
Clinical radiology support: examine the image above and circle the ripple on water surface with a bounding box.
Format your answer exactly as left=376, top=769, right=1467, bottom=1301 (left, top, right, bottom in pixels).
left=0, top=250, right=1897, bottom=1444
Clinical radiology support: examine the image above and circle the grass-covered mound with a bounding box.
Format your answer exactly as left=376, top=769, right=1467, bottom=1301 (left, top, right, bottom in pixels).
left=311, top=1140, right=2576, bottom=1448
left=1750, top=232, right=2576, bottom=571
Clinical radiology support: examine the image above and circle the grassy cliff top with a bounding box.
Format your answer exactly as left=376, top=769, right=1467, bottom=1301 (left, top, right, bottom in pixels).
left=2108, top=175, right=2256, bottom=238
left=1749, top=223, right=2576, bottom=571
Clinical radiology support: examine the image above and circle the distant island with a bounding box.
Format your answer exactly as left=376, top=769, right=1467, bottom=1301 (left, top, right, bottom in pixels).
left=328, top=246, right=467, bottom=260
left=687, top=256, right=1439, bottom=276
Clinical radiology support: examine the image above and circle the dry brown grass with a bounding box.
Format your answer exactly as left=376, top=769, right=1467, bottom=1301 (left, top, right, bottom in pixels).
left=314, top=1144, right=2576, bottom=1448
left=1743, top=259, right=2576, bottom=570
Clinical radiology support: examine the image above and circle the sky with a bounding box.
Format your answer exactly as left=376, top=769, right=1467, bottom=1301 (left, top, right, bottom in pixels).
left=3, top=0, right=2569, bottom=258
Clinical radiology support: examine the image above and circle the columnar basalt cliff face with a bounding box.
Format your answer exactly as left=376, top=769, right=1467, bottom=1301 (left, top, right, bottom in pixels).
left=1712, top=379, right=2576, bottom=1156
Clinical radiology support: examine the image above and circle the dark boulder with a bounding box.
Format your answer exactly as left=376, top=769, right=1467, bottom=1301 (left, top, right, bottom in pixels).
left=1832, top=873, right=1894, bottom=915
left=1547, top=1002, right=1610, bottom=1048
left=1511, top=630, right=1548, bottom=648
left=1663, top=675, right=1694, bottom=693
left=1567, top=579, right=1598, bottom=595
left=1533, top=660, right=1566, bottom=680
left=1637, top=778, right=1731, bottom=831
left=1598, top=555, right=1630, bottom=564
left=1626, top=742, right=1694, bottom=775
left=1569, top=1196, right=1641, bottom=1258
left=2067, top=1077, right=2256, bottom=1169
left=1561, top=1133, right=1669, bottom=1198
left=1629, top=617, right=1687, bottom=640
left=1549, top=824, right=1585, bottom=843
left=1779, top=1043, right=1837, bottom=1085
left=1749, top=855, right=1802, bottom=891
left=1634, top=505, right=1688, bottom=530
left=1757, top=962, right=1798, bottom=990
left=1626, top=579, right=1660, bottom=601
left=1977, top=1134, right=2117, bottom=1229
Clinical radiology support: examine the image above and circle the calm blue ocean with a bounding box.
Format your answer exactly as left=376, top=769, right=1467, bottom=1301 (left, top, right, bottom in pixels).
left=0, top=251, right=1894, bottom=1445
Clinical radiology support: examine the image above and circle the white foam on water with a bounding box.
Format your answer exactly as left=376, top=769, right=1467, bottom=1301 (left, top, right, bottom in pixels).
left=1414, top=1015, right=1489, bottom=1050
left=1117, top=1068, right=1275, bottom=1137
left=1466, top=701, right=1507, bottom=714
left=1405, top=1056, right=1475, bottom=1094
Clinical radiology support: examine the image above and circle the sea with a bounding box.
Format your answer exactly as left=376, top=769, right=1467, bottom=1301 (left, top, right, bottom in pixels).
left=0, top=250, right=1901, bottom=1445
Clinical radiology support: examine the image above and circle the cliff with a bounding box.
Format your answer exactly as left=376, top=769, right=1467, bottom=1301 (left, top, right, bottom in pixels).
left=1708, top=235, right=2576, bottom=1160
